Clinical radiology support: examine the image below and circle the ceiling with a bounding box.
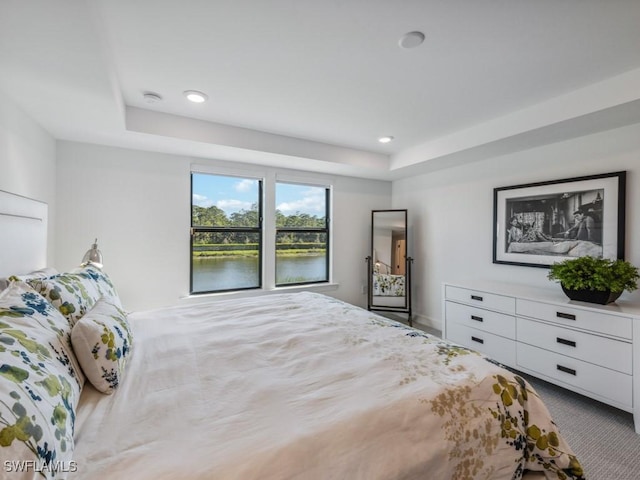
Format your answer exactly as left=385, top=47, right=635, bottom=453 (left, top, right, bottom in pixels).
left=2, top=0, right=640, bottom=180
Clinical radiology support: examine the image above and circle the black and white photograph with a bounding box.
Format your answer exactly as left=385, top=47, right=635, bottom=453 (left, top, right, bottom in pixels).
left=493, top=171, right=626, bottom=267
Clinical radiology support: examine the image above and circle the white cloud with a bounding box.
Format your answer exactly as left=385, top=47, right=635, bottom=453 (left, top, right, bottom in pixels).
left=217, top=199, right=253, bottom=213
left=235, top=179, right=255, bottom=193
left=193, top=193, right=253, bottom=213
left=277, top=187, right=325, bottom=214
left=192, top=193, right=214, bottom=208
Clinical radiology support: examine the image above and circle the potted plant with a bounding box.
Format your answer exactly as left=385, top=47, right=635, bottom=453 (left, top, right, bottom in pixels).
left=547, top=256, right=639, bottom=304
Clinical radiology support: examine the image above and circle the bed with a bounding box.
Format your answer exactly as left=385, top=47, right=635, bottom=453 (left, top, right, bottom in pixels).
left=507, top=239, right=602, bottom=257
left=373, top=272, right=406, bottom=297
left=0, top=192, right=585, bottom=480
left=372, top=272, right=406, bottom=308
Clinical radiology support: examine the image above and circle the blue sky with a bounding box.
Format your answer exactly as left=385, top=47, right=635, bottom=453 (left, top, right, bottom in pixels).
left=192, top=174, right=325, bottom=216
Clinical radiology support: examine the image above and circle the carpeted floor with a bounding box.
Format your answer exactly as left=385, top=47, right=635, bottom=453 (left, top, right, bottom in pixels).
left=522, top=372, right=640, bottom=480
left=411, top=321, right=640, bottom=480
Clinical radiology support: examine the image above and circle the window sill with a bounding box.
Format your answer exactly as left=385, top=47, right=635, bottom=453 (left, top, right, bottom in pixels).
left=181, top=282, right=339, bottom=303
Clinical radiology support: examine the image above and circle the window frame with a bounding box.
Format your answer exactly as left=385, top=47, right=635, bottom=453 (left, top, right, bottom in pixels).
left=190, top=172, right=264, bottom=295
left=189, top=165, right=334, bottom=296
left=275, top=183, right=331, bottom=287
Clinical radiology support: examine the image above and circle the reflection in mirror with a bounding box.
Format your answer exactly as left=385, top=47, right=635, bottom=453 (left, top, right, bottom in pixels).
left=367, top=210, right=412, bottom=325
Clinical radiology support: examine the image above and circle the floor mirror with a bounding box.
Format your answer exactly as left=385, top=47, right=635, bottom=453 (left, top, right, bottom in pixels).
left=366, top=209, right=413, bottom=325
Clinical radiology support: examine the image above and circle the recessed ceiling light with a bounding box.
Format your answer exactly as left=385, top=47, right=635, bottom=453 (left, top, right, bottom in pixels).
left=183, top=90, right=208, bottom=103
left=378, top=136, right=394, bottom=144
left=399, top=31, right=425, bottom=49
left=143, top=92, right=162, bottom=104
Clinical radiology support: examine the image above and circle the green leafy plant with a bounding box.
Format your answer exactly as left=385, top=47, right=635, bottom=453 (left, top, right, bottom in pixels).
left=548, top=256, right=639, bottom=293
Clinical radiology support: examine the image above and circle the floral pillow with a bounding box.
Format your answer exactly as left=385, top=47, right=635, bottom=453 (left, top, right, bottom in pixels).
left=0, top=281, right=83, bottom=478
left=71, top=297, right=133, bottom=394
left=71, top=265, right=122, bottom=309
left=27, top=272, right=104, bottom=326
left=0, top=267, right=59, bottom=293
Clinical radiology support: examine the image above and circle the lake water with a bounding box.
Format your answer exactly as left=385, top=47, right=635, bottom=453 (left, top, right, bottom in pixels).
left=192, top=255, right=326, bottom=292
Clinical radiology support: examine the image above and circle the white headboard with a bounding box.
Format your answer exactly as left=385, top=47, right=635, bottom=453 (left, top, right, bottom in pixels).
left=0, top=189, right=48, bottom=277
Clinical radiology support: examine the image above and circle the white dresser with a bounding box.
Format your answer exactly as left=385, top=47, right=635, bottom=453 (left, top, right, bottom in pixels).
left=442, top=281, right=640, bottom=433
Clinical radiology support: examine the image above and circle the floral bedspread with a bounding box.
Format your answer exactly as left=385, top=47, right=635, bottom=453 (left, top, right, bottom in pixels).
left=71, top=292, right=584, bottom=480
left=373, top=272, right=406, bottom=296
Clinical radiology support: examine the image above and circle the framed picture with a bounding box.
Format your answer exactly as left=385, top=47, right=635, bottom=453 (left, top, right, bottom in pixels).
left=493, top=171, right=626, bottom=268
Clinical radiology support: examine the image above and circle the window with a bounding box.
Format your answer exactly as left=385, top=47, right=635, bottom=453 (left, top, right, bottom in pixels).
left=275, top=182, right=330, bottom=286
left=191, top=173, right=262, bottom=294
left=190, top=169, right=331, bottom=295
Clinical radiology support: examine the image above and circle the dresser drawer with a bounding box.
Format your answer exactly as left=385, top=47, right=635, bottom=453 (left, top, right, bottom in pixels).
left=517, top=318, right=632, bottom=374
left=445, top=285, right=515, bottom=314
left=516, top=298, right=632, bottom=339
left=446, top=301, right=516, bottom=339
left=517, top=343, right=632, bottom=408
left=446, top=321, right=516, bottom=367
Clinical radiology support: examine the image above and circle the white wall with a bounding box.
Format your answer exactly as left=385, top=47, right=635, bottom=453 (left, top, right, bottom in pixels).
left=55, top=141, right=391, bottom=311
left=8, top=84, right=638, bottom=325
left=393, top=122, right=640, bottom=329
left=0, top=90, right=56, bottom=264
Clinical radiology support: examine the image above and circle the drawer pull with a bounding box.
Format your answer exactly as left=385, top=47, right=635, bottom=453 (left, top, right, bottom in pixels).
left=470, top=315, right=484, bottom=322
left=557, top=365, right=576, bottom=376
left=556, top=337, right=576, bottom=348
left=471, top=336, right=484, bottom=344
left=556, top=312, right=576, bottom=321
left=470, top=295, right=483, bottom=301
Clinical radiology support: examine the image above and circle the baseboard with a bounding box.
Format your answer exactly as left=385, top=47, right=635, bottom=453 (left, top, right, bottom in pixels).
left=413, top=313, right=442, bottom=333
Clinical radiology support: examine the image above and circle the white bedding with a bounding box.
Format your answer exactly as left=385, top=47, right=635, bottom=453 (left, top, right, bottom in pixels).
left=371, top=295, right=406, bottom=308
left=71, top=292, right=583, bottom=480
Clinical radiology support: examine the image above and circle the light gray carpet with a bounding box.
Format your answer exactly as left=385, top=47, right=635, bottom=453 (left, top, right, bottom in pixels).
left=411, top=322, right=640, bottom=480
left=522, top=372, right=640, bottom=480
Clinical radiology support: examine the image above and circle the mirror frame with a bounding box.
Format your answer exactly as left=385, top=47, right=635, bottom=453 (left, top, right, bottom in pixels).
left=366, top=209, right=412, bottom=325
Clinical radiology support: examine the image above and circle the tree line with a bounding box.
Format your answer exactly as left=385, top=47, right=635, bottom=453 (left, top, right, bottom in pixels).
left=192, top=205, right=326, bottom=246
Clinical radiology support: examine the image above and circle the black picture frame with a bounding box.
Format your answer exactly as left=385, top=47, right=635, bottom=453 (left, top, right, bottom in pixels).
left=493, top=171, right=626, bottom=268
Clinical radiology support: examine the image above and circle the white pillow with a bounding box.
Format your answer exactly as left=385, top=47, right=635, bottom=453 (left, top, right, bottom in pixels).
left=71, top=297, right=133, bottom=394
